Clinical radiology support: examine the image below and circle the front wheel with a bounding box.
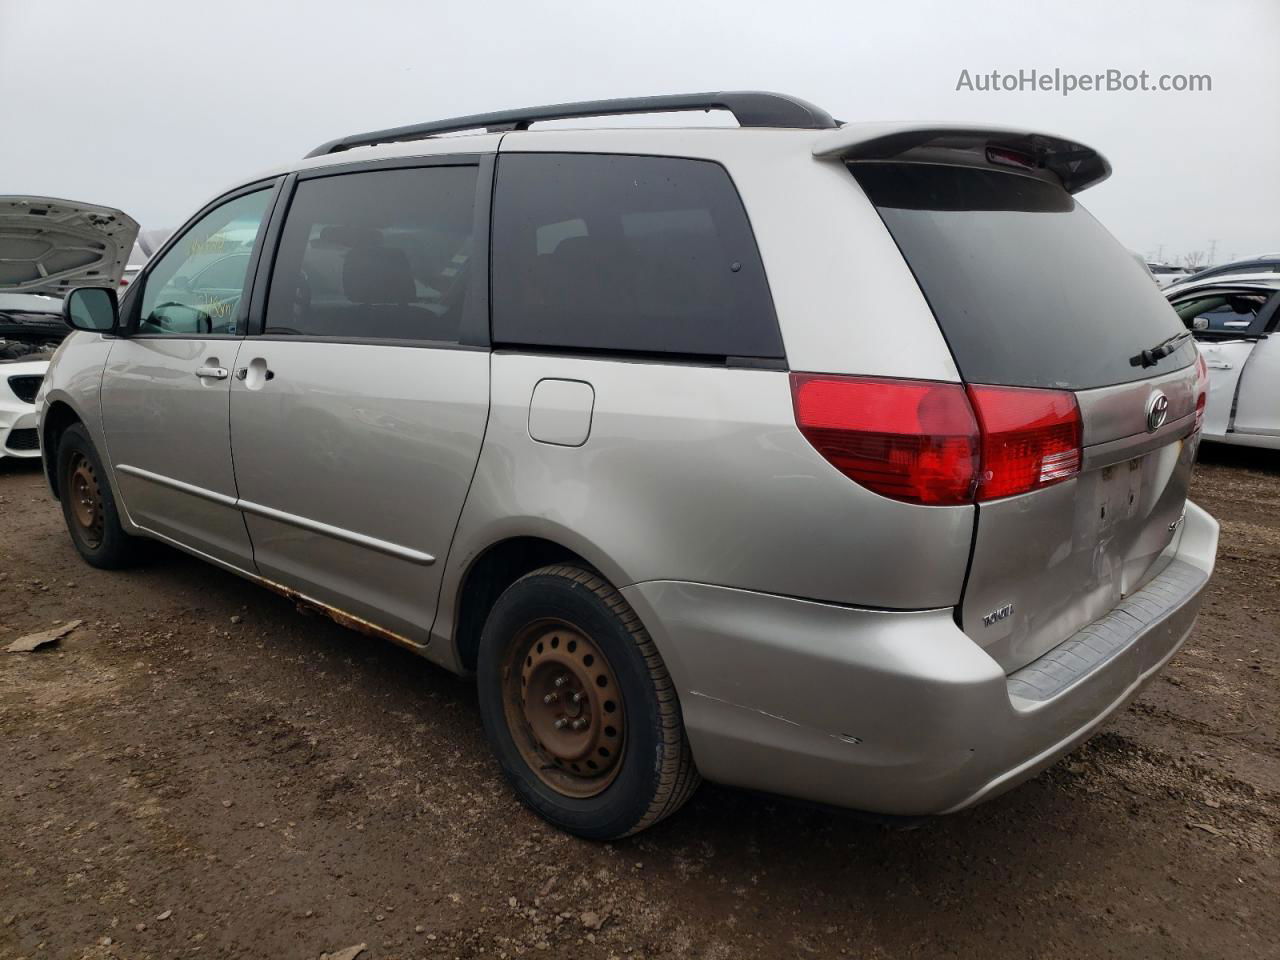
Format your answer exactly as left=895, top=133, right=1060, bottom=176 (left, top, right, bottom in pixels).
left=476, top=565, right=699, bottom=839
left=56, top=423, right=144, bottom=569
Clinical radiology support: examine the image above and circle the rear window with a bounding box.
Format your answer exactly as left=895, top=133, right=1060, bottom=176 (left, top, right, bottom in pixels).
left=852, top=163, right=1197, bottom=389
left=491, top=153, right=782, bottom=359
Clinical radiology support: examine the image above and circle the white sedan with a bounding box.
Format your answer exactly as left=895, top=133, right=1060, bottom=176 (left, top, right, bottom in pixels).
left=1147, top=262, right=1193, bottom=288
left=0, top=292, right=65, bottom=459
left=1167, top=274, right=1280, bottom=451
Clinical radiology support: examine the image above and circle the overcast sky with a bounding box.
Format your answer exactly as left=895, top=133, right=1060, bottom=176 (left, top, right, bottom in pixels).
left=2, top=0, right=1276, bottom=264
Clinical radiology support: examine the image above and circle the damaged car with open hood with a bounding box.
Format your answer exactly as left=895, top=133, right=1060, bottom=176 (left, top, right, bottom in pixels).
left=0, top=196, right=138, bottom=459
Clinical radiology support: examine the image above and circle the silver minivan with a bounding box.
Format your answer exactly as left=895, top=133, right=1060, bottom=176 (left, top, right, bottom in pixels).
left=38, top=92, right=1218, bottom=838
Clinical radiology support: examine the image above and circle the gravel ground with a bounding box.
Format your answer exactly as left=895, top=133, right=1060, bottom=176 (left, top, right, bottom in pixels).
left=0, top=444, right=1276, bottom=960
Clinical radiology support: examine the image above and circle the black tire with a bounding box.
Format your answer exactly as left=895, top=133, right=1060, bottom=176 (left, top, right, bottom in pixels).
left=56, top=423, right=145, bottom=569
left=477, top=564, right=699, bottom=839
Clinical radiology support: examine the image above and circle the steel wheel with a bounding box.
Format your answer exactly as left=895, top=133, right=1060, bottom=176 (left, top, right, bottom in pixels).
left=477, top=564, right=700, bottom=837
left=502, top=618, right=626, bottom=798
left=66, top=451, right=104, bottom=549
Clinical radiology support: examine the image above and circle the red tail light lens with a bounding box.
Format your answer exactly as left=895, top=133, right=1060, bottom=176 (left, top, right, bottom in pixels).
left=966, top=385, right=1082, bottom=501
left=790, top=374, right=978, bottom=505
left=1193, top=351, right=1208, bottom=430
left=790, top=374, right=1083, bottom=506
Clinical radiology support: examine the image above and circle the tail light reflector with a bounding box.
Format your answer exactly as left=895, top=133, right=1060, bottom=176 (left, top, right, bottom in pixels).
left=790, top=373, right=1083, bottom=506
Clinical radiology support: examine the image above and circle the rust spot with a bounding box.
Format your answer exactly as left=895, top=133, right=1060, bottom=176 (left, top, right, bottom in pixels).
left=255, top=576, right=425, bottom=654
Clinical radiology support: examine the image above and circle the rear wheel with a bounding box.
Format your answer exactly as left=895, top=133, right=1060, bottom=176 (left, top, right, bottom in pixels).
left=477, top=564, right=699, bottom=838
left=56, top=423, right=144, bottom=568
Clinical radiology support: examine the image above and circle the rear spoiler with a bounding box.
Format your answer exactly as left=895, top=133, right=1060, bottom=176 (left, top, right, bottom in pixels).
left=812, top=123, right=1111, bottom=194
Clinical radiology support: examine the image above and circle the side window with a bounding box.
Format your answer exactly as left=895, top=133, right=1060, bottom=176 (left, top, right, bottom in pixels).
left=264, top=165, right=478, bottom=343
left=138, top=189, right=273, bottom=336
left=491, top=153, right=782, bottom=359
left=1174, top=293, right=1269, bottom=336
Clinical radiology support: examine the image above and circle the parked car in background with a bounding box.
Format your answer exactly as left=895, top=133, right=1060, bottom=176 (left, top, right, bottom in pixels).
left=39, top=93, right=1217, bottom=838
left=1168, top=274, right=1280, bottom=450
left=120, top=242, right=148, bottom=290
left=1, top=292, right=65, bottom=459
left=0, top=196, right=138, bottom=459
left=1171, top=255, right=1280, bottom=289
left=1146, top=261, right=1193, bottom=287
left=120, top=230, right=173, bottom=291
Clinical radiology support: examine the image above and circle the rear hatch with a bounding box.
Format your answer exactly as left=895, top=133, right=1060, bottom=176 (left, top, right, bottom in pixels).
left=851, top=160, right=1201, bottom=673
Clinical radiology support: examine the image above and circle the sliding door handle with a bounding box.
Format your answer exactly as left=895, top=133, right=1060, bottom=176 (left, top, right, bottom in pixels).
left=235, top=359, right=275, bottom=387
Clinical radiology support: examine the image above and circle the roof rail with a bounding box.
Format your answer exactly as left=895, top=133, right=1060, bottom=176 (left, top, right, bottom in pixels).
left=303, top=91, right=837, bottom=158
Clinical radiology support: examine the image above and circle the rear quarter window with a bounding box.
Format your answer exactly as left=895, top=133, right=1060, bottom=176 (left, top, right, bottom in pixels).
left=491, top=153, right=783, bottom=359
left=853, top=163, right=1196, bottom=389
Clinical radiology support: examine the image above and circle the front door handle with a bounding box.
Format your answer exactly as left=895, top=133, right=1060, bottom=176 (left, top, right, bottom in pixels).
left=195, top=365, right=229, bottom=380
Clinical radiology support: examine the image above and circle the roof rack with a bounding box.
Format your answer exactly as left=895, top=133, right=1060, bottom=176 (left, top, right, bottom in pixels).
left=304, top=91, right=837, bottom=158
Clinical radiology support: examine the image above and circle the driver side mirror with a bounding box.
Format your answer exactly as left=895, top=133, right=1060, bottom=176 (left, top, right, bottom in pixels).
left=63, top=286, right=120, bottom=334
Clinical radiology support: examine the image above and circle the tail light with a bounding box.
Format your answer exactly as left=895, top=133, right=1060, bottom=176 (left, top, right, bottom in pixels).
left=1193, top=351, right=1208, bottom=430
left=790, top=374, right=1082, bottom=506
left=966, top=384, right=1082, bottom=500
left=789, top=375, right=978, bottom=504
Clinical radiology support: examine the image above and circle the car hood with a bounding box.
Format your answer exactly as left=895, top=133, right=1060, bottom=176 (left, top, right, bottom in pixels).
left=0, top=196, right=140, bottom=296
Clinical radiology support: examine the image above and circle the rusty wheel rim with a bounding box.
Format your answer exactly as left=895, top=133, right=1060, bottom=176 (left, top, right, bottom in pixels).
left=67, top=452, right=104, bottom=548
left=503, top=619, right=625, bottom=798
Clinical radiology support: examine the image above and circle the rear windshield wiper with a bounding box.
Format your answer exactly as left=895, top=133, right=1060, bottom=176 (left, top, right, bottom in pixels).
left=1129, top=330, right=1193, bottom=368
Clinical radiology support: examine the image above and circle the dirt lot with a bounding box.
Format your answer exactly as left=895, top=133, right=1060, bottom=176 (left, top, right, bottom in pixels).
left=0, top=446, right=1276, bottom=960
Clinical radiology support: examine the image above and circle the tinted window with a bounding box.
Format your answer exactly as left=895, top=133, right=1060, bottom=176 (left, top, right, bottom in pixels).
left=138, top=189, right=272, bottom=336
left=852, top=163, right=1195, bottom=389
left=491, top=153, right=781, bottom=359
left=265, top=165, right=478, bottom=342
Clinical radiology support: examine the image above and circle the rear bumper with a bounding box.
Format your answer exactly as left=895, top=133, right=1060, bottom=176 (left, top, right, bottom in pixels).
left=621, top=500, right=1218, bottom=815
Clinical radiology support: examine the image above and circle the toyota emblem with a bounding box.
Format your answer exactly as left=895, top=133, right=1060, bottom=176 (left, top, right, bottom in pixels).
left=1146, top=391, right=1169, bottom=432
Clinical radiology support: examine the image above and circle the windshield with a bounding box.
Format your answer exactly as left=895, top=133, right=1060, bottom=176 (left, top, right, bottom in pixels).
left=852, top=162, right=1197, bottom=389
